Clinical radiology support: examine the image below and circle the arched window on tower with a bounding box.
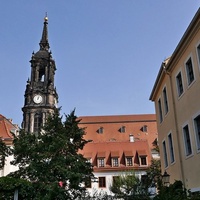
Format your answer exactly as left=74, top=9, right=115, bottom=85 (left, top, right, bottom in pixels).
left=34, top=113, right=43, bottom=133
left=39, top=69, right=45, bottom=82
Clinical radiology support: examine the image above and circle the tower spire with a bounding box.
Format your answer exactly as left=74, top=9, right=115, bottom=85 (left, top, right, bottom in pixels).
left=39, top=13, right=50, bottom=51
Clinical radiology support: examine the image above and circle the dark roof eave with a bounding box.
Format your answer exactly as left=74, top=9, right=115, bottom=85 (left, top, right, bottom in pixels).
left=149, top=62, right=165, bottom=101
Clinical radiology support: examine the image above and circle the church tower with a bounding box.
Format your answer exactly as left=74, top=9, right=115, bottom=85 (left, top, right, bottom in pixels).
left=22, top=16, right=58, bottom=133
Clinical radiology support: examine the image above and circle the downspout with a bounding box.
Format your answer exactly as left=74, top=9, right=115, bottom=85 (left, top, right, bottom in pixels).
left=162, top=62, right=185, bottom=187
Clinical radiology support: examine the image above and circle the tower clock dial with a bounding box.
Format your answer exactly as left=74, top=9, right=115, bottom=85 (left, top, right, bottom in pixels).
left=33, top=95, right=43, bottom=104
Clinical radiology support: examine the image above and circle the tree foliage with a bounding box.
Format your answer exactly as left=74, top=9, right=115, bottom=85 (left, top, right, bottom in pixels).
left=0, top=177, right=34, bottom=199
left=1, top=109, right=94, bottom=199
left=110, top=170, right=150, bottom=200
left=154, top=180, right=197, bottom=200
left=0, top=138, right=11, bottom=169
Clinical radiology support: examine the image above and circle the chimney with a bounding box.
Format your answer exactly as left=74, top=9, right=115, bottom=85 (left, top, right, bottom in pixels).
left=129, top=134, right=134, bottom=142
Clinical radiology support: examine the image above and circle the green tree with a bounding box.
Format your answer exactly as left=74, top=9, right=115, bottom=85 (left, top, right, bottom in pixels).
left=0, top=177, right=34, bottom=199
left=145, top=158, right=162, bottom=190
left=5, top=109, right=94, bottom=199
left=110, top=170, right=150, bottom=200
left=154, top=180, right=187, bottom=200
left=0, top=138, right=11, bottom=169
left=143, top=138, right=162, bottom=191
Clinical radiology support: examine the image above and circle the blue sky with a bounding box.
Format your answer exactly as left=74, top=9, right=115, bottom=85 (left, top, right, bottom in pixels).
left=0, top=1, right=199, bottom=126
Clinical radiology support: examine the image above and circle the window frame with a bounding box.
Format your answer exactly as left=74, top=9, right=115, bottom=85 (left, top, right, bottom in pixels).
left=98, top=177, right=106, bottom=188
left=168, top=133, right=175, bottom=164
left=162, top=140, right=168, bottom=168
left=158, top=98, right=163, bottom=123
left=185, top=56, right=195, bottom=86
left=33, top=113, right=43, bottom=133
left=182, top=124, right=193, bottom=157
left=175, top=70, right=184, bottom=97
left=120, top=126, right=126, bottom=133
left=162, top=86, right=169, bottom=115
left=140, top=156, right=147, bottom=166
left=142, top=125, right=148, bottom=132
left=196, top=42, right=200, bottom=69
left=126, top=157, right=133, bottom=166
left=98, top=158, right=105, bottom=167
left=112, top=157, right=119, bottom=167
left=193, top=112, right=200, bottom=152
left=98, top=127, right=104, bottom=134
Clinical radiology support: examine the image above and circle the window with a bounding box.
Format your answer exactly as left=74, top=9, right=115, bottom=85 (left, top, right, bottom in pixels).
left=97, top=127, right=104, bottom=134
left=33, top=113, right=42, bottom=133
left=197, top=43, right=200, bottom=67
left=140, top=157, right=147, bottom=165
left=120, top=126, right=126, bottom=133
left=162, top=141, right=168, bottom=168
left=185, top=57, right=194, bottom=85
left=194, top=115, right=200, bottom=150
left=112, top=158, right=119, bottom=167
left=38, top=69, right=45, bottom=82
left=141, top=125, right=148, bottom=132
left=158, top=98, right=163, bottom=123
left=183, top=125, right=192, bottom=156
left=176, top=72, right=184, bottom=97
left=163, top=87, right=169, bottom=114
left=168, top=133, right=175, bottom=163
left=98, top=158, right=105, bottom=167
left=126, top=157, right=133, bottom=166
left=99, top=177, right=106, bottom=188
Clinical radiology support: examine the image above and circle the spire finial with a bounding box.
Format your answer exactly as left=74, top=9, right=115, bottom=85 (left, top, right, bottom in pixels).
left=39, top=13, right=50, bottom=51
left=44, top=12, right=48, bottom=22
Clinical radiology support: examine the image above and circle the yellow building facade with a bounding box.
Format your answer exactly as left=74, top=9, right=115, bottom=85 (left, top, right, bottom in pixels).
left=150, top=8, right=200, bottom=192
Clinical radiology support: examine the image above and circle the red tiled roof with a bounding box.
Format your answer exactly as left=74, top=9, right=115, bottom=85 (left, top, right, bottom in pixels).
left=79, top=114, right=156, bottom=123
left=110, top=151, right=119, bottom=157
left=137, top=150, right=147, bottom=156
left=124, top=151, right=133, bottom=156
left=97, top=152, right=106, bottom=157
left=79, top=140, right=151, bottom=172
left=0, top=114, right=17, bottom=144
left=78, top=114, right=157, bottom=149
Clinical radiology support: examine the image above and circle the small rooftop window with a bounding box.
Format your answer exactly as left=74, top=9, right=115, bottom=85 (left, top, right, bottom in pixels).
left=97, top=127, right=104, bottom=134
left=141, top=125, right=148, bottom=132
left=119, top=126, right=126, bottom=133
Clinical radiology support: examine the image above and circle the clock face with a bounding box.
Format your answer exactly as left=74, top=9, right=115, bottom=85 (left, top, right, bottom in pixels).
left=33, top=95, right=43, bottom=104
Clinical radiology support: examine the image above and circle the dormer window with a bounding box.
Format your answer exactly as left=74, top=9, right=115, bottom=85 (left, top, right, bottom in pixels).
left=126, top=157, right=133, bottom=166
left=140, top=156, right=147, bottom=166
left=137, top=150, right=147, bottom=166
left=111, top=151, right=119, bottom=167
left=97, top=152, right=105, bottom=167
left=141, top=125, right=148, bottom=132
left=97, top=127, right=104, bottom=134
left=120, top=126, right=126, bottom=133
left=124, top=151, right=133, bottom=166
left=112, top=158, right=119, bottom=167
left=98, top=158, right=105, bottom=167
